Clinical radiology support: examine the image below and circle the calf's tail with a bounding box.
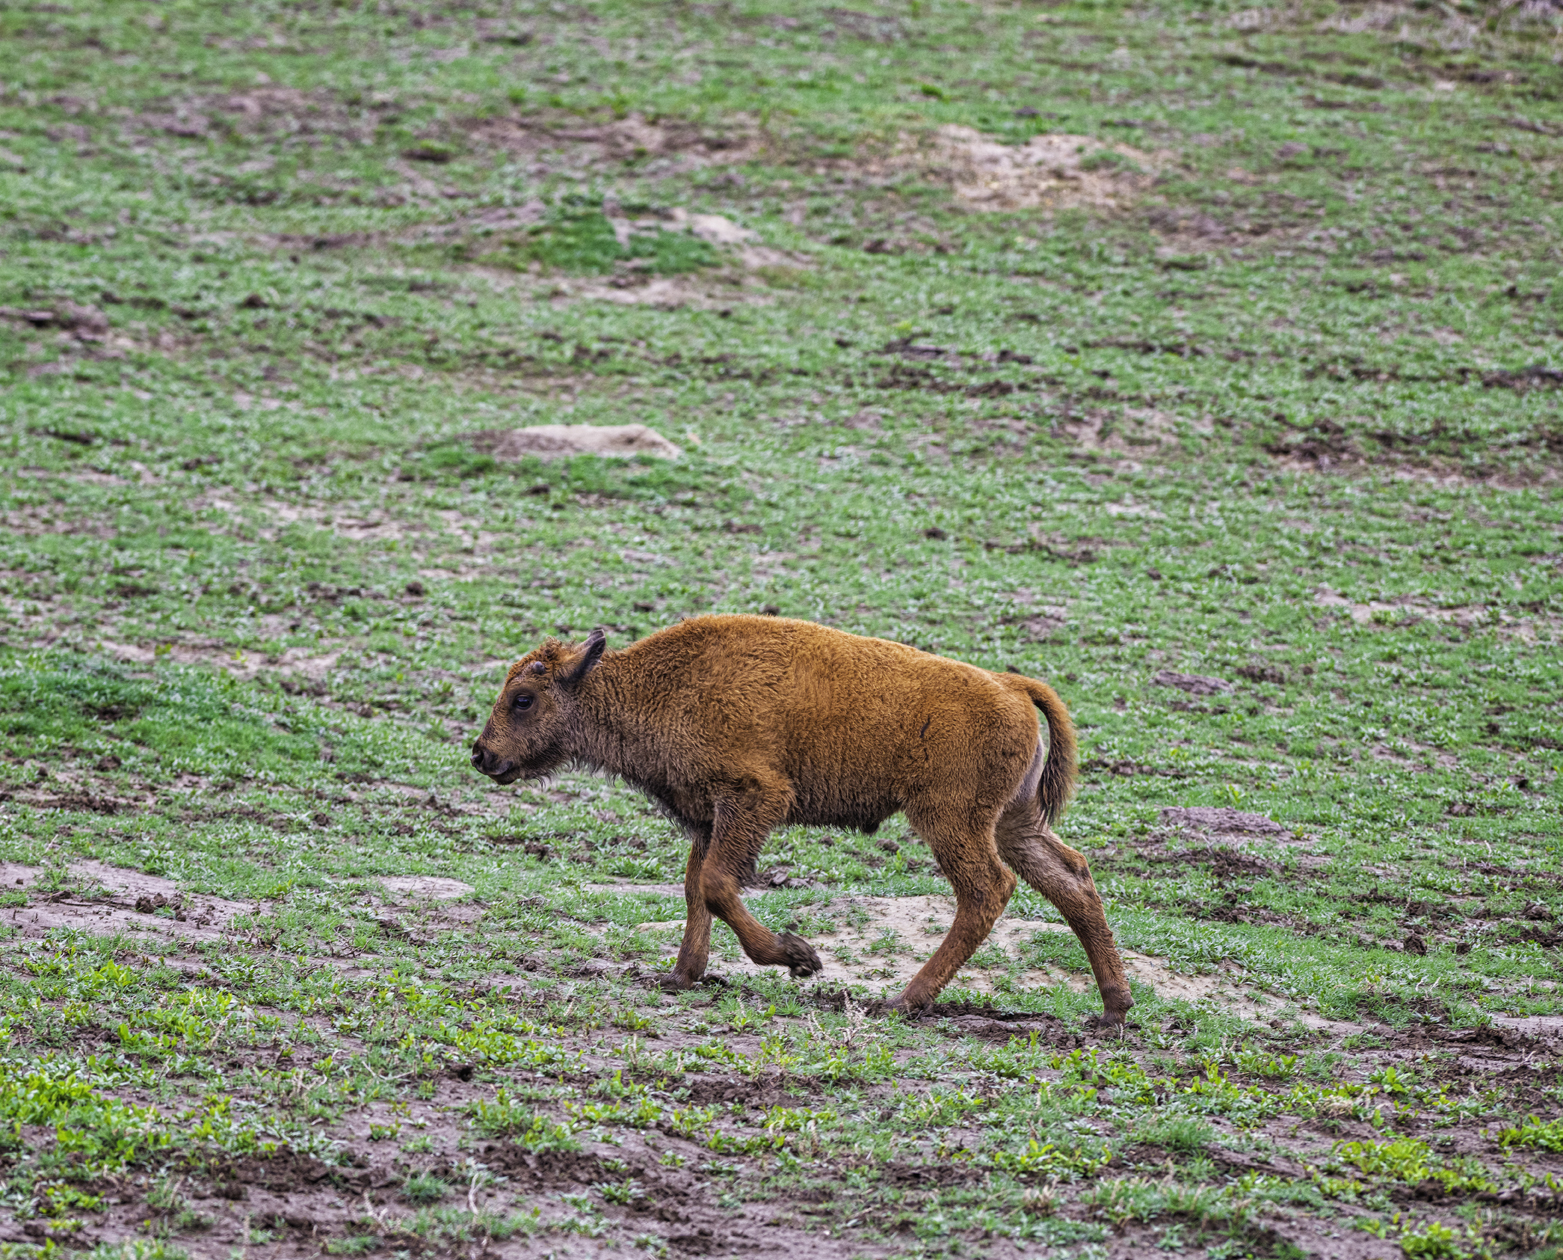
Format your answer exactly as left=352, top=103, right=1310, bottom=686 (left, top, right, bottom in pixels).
left=1015, top=676, right=1078, bottom=824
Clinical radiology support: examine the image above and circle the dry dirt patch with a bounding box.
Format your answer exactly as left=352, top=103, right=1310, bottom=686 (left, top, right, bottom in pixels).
left=1061, top=406, right=1204, bottom=453
left=1314, top=587, right=1555, bottom=642
left=1490, top=1014, right=1563, bottom=1042
left=377, top=875, right=474, bottom=901
left=596, top=885, right=1282, bottom=1019
left=97, top=637, right=341, bottom=682
left=3, top=859, right=257, bottom=946
left=469, top=423, right=681, bottom=461
left=1158, top=806, right=1295, bottom=843
left=899, top=126, right=1168, bottom=212
left=467, top=112, right=758, bottom=174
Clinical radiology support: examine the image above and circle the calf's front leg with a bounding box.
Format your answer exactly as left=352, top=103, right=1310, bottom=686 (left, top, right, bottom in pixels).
left=663, top=831, right=715, bottom=993
left=700, top=792, right=823, bottom=980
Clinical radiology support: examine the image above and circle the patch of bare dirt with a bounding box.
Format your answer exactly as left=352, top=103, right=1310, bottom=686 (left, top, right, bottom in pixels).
left=676, top=1072, right=811, bottom=1108
left=1152, top=669, right=1234, bottom=697
left=97, top=637, right=342, bottom=682
left=1157, top=807, right=1293, bottom=842
left=613, top=887, right=1289, bottom=1020
left=554, top=272, right=761, bottom=310
left=1060, top=405, right=1208, bottom=452
left=1314, top=587, right=1556, bottom=643
left=3, top=859, right=257, bottom=946
left=877, top=1159, right=987, bottom=1187
left=377, top=875, right=474, bottom=901
left=468, top=423, right=682, bottom=461
left=1490, top=1014, right=1563, bottom=1043
left=894, top=126, right=1168, bottom=212
left=136, top=87, right=381, bottom=145
left=467, top=112, right=758, bottom=175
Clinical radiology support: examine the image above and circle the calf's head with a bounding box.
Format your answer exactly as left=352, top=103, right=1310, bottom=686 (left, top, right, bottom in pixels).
left=470, top=628, right=606, bottom=784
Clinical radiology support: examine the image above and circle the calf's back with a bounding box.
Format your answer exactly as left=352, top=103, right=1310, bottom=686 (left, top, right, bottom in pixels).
left=589, top=616, right=1043, bottom=831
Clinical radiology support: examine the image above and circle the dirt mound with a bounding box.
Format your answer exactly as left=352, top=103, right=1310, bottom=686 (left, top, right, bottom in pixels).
left=1488, top=1014, right=1563, bottom=1044
left=471, top=424, right=682, bottom=460
left=909, top=125, right=1165, bottom=212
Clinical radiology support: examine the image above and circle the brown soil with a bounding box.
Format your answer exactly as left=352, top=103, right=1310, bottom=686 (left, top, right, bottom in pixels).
left=466, top=112, right=758, bottom=175
left=3, top=859, right=256, bottom=947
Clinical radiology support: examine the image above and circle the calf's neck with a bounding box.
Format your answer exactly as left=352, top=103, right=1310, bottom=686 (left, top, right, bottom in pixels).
left=470, top=615, right=1131, bottom=1022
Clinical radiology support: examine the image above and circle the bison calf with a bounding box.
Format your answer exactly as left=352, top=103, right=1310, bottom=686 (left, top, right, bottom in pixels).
left=471, top=616, right=1131, bottom=1023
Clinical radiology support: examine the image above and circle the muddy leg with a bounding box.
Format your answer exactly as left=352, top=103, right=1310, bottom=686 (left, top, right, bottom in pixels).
left=996, top=801, right=1132, bottom=1024
left=699, top=791, right=822, bottom=979
left=889, top=814, right=1017, bottom=1014
left=663, top=831, right=714, bottom=992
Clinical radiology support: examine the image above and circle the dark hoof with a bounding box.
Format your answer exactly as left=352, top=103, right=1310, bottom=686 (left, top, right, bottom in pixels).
left=777, top=931, right=823, bottom=979
left=659, top=972, right=698, bottom=993
left=1087, top=1007, right=1133, bottom=1031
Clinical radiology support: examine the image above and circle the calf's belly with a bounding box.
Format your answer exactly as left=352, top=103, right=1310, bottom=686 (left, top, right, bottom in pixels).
left=784, top=798, right=897, bottom=835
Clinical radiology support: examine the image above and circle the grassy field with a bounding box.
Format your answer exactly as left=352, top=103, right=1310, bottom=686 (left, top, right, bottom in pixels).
left=1, top=0, right=1562, bottom=1256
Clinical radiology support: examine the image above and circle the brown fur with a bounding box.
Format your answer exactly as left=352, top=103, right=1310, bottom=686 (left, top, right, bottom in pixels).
left=470, top=616, right=1132, bottom=1022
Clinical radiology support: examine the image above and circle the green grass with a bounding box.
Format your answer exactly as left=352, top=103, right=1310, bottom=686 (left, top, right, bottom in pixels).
left=0, top=0, right=1561, bottom=1254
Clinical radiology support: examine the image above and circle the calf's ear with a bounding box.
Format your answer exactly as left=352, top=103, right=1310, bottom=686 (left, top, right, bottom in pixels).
left=563, top=627, right=607, bottom=686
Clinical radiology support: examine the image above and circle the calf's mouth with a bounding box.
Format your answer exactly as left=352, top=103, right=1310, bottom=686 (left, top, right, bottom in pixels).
left=470, top=743, right=524, bottom=784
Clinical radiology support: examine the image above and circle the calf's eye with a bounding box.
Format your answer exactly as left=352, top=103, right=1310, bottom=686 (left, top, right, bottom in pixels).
left=513, top=694, right=534, bottom=712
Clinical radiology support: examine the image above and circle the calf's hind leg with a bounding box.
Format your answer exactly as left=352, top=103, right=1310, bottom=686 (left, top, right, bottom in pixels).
left=890, top=808, right=1018, bottom=1014
left=995, top=797, right=1133, bottom=1024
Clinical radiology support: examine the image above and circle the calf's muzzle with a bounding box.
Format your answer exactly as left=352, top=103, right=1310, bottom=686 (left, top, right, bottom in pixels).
left=469, top=738, right=513, bottom=780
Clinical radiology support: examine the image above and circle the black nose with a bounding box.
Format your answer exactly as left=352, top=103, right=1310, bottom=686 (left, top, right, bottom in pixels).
left=470, top=743, right=489, bottom=771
